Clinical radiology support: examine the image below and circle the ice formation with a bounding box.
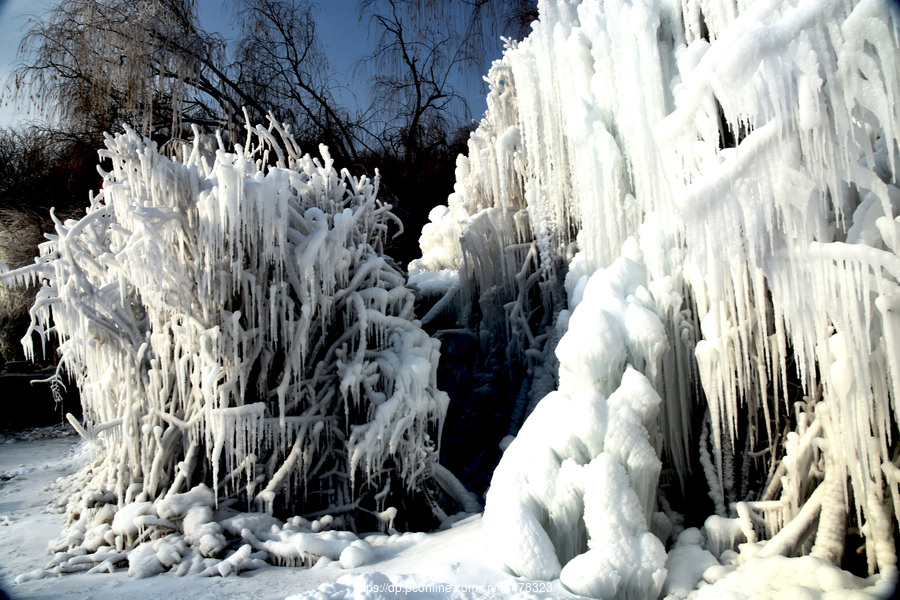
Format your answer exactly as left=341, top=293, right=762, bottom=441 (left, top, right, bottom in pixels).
left=484, top=253, right=669, bottom=598
left=412, top=0, right=900, bottom=596
left=0, top=121, right=459, bottom=575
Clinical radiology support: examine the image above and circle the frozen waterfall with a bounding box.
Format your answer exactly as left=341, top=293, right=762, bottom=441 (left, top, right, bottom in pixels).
left=411, top=0, right=900, bottom=595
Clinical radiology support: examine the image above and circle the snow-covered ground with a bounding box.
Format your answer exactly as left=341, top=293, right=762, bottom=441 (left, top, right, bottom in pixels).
left=1, top=426, right=896, bottom=600
left=0, top=426, right=583, bottom=600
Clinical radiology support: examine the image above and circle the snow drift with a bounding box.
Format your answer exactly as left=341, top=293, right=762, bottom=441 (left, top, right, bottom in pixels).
left=411, top=0, right=900, bottom=595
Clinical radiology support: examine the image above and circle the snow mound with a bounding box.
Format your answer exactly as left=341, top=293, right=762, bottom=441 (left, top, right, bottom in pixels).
left=689, top=555, right=891, bottom=600
left=661, top=528, right=721, bottom=599
left=284, top=571, right=571, bottom=600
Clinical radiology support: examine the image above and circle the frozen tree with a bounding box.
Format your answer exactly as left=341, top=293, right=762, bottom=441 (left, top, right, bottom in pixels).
left=0, top=120, right=468, bottom=576
left=411, top=0, right=900, bottom=595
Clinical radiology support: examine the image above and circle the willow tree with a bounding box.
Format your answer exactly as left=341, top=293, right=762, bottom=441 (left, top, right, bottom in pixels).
left=6, top=0, right=368, bottom=161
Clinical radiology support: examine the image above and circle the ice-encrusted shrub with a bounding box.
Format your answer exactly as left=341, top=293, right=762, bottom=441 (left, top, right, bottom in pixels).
left=2, top=121, right=462, bottom=575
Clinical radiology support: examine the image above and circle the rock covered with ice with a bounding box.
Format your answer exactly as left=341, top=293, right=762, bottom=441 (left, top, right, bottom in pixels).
left=37, top=478, right=387, bottom=578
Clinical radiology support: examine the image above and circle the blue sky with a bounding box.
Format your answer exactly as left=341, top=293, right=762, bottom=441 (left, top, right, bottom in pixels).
left=0, top=0, right=490, bottom=129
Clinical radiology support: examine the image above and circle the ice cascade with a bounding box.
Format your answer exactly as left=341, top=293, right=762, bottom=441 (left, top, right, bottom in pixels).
left=412, top=0, right=900, bottom=595
left=484, top=250, right=669, bottom=598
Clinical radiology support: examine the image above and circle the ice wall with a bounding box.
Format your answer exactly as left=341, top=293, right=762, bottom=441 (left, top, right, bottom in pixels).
left=413, top=0, right=900, bottom=591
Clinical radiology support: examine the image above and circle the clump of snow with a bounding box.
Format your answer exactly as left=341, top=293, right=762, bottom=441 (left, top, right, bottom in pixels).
left=339, top=540, right=374, bottom=569
left=661, top=528, right=720, bottom=599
